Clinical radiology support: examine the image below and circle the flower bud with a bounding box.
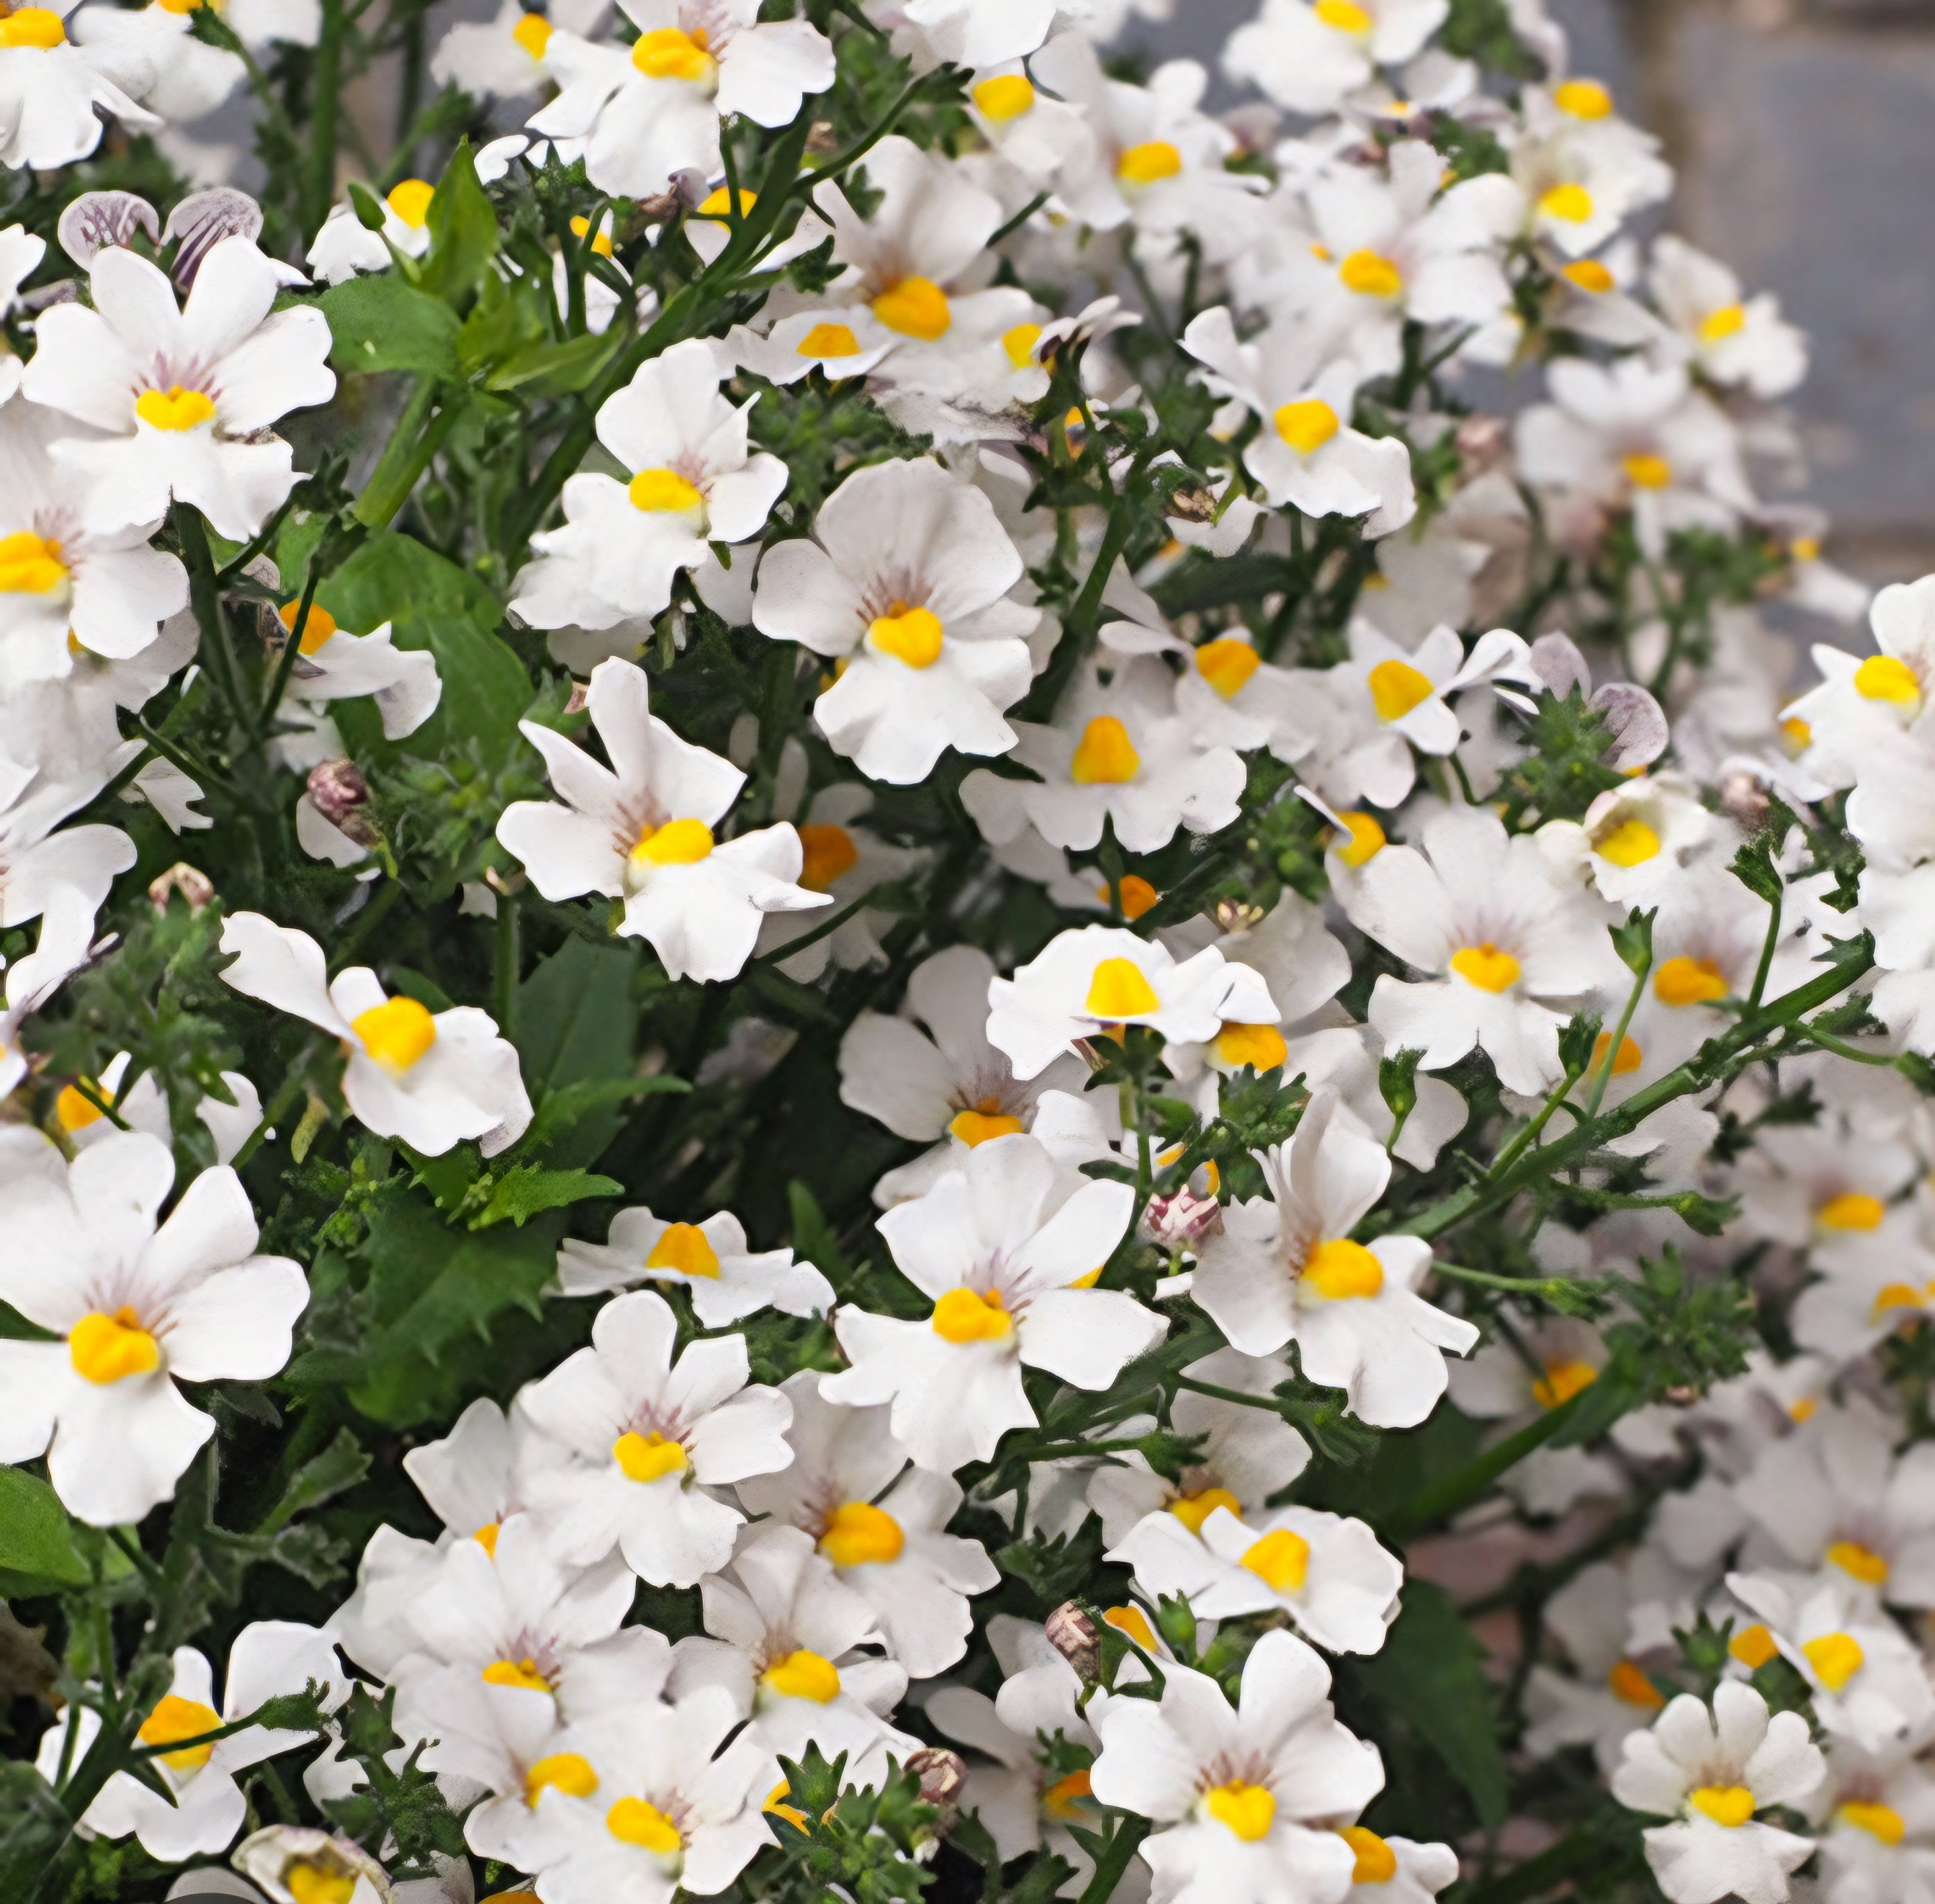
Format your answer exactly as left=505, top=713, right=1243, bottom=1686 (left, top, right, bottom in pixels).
left=1143, top=1185, right=1224, bottom=1248
left=906, top=1747, right=967, bottom=1807
left=1045, top=1601, right=1100, bottom=1681
left=148, top=863, right=214, bottom=914
left=307, top=758, right=379, bottom=848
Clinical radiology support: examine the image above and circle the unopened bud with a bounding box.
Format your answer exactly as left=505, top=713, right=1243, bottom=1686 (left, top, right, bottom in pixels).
left=1213, top=899, right=1265, bottom=935
left=307, top=758, right=378, bottom=847
left=806, top=120, right=838, bottom=155
left=1143, top=1185, right=1224, bottom=1248
left=1045, top=1601, right=1100, bottom=1681
left=564, top=680, right=591, bottom=715
left=484, top=864, right=528, bottom=898
left=148, top=862, right=214, bottom=914
left=906, top=1747, right=967, bottom=1807
left=1720, top=771, right=1770, bottom=833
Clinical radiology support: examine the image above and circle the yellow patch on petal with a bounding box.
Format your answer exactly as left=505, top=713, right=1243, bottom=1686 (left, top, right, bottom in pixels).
left=1841, top=1802, right=1906, bottom=1846
left=285, top=1868, right=357, bottom=1904
left=138, top=1694, right=223, bottom=1771
left=1827, top=1541, right=1890, bottom=1585
left=1104, top=874, right=1159, bottom=921
left=761, top=1649, right=842, bottom=1702
left=1340, top=1824, right=1399, bottom=1883
left=1802, top=1632, right=1865, bottom=1691
left=949, top=1108, right=1023, bottom=1146
left=1606, top=1657, right=1665, bottom=1708
left=1790, top=1398, right=1817, bottom=1423
left=612, top=1430, right=687, bottom=1483
left=1553, top=78, right=1613, bottom=118
left=1216, top=1021, right=1288, bottom=1072
left=631, top=25, right=715, bottom=81
left=631, top=818, right=715, bottom=866
left=1449, top=942, right=1520, bottom=993
left=0, top=8, right=65, bottom=46
left=1561, top=259, right=1616, bottom=294
left=353, top=996, right=436, bottom=1075
left=765, top=1779, right=811, bottom=1829
left=974, top=74, right=1035, bottom=120
left=1622, top=452, right=1673, bottom=490
left=1274, top=398, right=1339, bottom=455
left=1069, top=715, right=1141, bottom=784
left=1313, top=0, right=1372, bottom=31
left=798, top=822, right=858, bottom=892
left=1192, top=636, right=1263, bottom=700
left=871, top=276, right=951, bottom=340
left=1001, top=322, right=1044, bottom=370
left=279, top=599, right=338, bottom=653
left=1654, top=956, right=1728, bottom=1007
left=473, top=1522, right=500, bottom=1554
left=1689, top=1785, right=1756, bottom=1828
left=932, top=1286, right=1012, bottom=1344
left=1818, top=1191, right=1885, bottom=1232
left=526, top=1751, right=598, bottom=1806
left=1303, top=1237, right=1384, bottom=1300
left=1590, top=1032, right=1642, bottom=1078
left=1331, top=810, right=1385, bottom=866
left=482, top=1657, right=550, bottom=1693
left=1085, top=956, right=1159, bottom=1018
left=1169, top=1486, right=1242, bottom=1535
left=1340, top=249, right=1404, bottom=299
left=54, top=1081, right=103, bottom=1131
left=1534, top=1359, right=1600, bottom=1409
left=1596, top=818, right=1660, bottom=866
left=1043, top=1769, right=1093, bottom=1820
left=1202, top=1780, right=1276, bottom=1842
left=512, top=11, right=551, bottom=58
left=868, top=603, right=945, bottom=668
left=386, top=179, right=435, bottom=228
left=1104, top=1603, right=1158, bottom=1650
left=1854, top=654, right=1921, bottom=707
left=0, top=530, right=67, bottom=595
left=135, top=386, right=215, bottom=432
left=570, top=214, right=615, bottom=257
left=607, top=1795, right=683, bottom=1854
left=69, top=1306, right=160, bottom=1385
left=628, top=467, right=704, bottom=514
left=1241, top=1527, right=1310, bottom=1592
left=1116, top=140, right=1182, bottom=184
left=1873, top=1282, right=1933, bottom=1320
left=1698, top=304, right=1747, bottom=344
left=1538, top=182, right=1596, bottom=224
left=696, top=187, right=755, bottom=221
left=646, top=1222, right=720, bottom=1279
left=1729, top=1623, right=1778, bottom=1669
left=1366, top=657, right=1434, bottom=722
left=819, top=1499, right=905, bottom=1567
left=797, top=321, right=862, bottom=359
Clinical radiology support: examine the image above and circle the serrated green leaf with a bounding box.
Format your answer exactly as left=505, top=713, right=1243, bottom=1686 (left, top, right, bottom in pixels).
left=485, top=328, right=624, bottom=396
left=471, top=1164, right=621, bottom=1229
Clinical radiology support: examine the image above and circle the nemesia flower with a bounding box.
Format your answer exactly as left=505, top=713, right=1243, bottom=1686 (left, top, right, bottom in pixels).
left=23, top=236, right=335, bottom=539
left=0, top=755, right=137, bottom=1005
left=1222, top=0, right=1448, bottom=116
left=1650, top=236, right=1806, bottom=399
left=217, top=911, right=534, bottom=1156
left=431, top=0, right=609, bottom=99
left=305, top=178, right=441, bottom=283
left=0, top=1129, right=307, bottom=1525
left=556, top=1204, right=834, bottom=1325
left=0, top=0, right=158, bottom=170
left=518, top=1289, right=794, bottom=1586
left=1538, top=774, right=1731, bottom=907
left=1507, top=79, right=1673, bottom=259
left=1784, top=576, right=1935, bottom=793
left=69, top=2, right=246, bottom=124
left=272, top=605, right=442, bottom=742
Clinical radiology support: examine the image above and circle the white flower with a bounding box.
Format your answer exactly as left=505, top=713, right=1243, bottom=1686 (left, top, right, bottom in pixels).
left=217, top=911, right=534, bottom=1156
left=510, top=340, right=788, bottom=630
left=736, top=1372, right=1001, bottom=1678
left=1345, top=803, right=1624, bottom=1094
left=822, top=1133, right=1153, bottom=1471
left=883, top=0, right=1058, bottom=67
left=1089, top=1627, right=1385, bottom=1904
left=431, top=0, right=608, bottom=99
left=1191, top=1091, right=1478, bottom=1426
left=305, top=179, right=439, bottom=284
left=0, top=758, right=137, bottom=1005
left=496, top=657, right=827, bottom=982
left=0, top=0, right=158, bottom=170
left=69, top=2, right=245, bottom=123
left=36, top=1625, right=347, bottom=1861
left=1221, top=0, right=1447, bottom=116
left=1612, top=1680, right=1824, bottom=1904
left=986, top=923, right=1280, bottom=1082
left=1508, top=81, right=1673, bottom=259
left=0, top=1129, right=307, bottom=1525
left=273, top=605, right=442, bottom=742
left=1538, top=774, right=1730, bottom=907
left=518, top=1289, right=794, bottom=1586
left=1786, top=576, right=1935, bottom=794
left=23, top=237, right=335, bottom=539
left=529, top=0, right=835, bottom=198
left=1650, top=236, right=1806, bottom=398
left=752, top=455, right=1037, bottom=784
left=557, top=1204, right=834, bottom=1326
left=1522, top=1560, right=1680, bottom=1773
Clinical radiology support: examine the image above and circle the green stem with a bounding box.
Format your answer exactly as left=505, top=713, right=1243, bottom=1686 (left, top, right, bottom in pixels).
left=229, top=1069, right=309, bottom=1170
left=749, top=891, right=872, bottom=967
left=1746, top=879, right=1783, bottom=1011
left=1076, top=1817, right=1152, bottom=1904
left=176, top=506, right=249, bottom=733
left=352, top=381, right=459, bottom=529
left=306, top=0, right=346, bottom=241
left=493, top=892, right=520, bottom=1034
left=1385, top=1389, right=1587, bottom=1540
left=1487, top=1063, right=1586, bottom=1181
left=1583, top=949, right=1652, bottom=1120
left=259, top=551, right=325, bottom=731
left=1429, top=1262, right=1595, bottom=1299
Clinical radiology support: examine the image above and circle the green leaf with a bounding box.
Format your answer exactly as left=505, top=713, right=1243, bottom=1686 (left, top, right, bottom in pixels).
left=320, top=274, right=460, bottom=376
left=1352, top=1580, right=1509, bottom=1827
left=514, top=936, right=643, bottom=1166
left=485, top=329, right=624, bottom=397
left=258, top=1427, right=371, bottom=1535
left=471, top=1165, right=621, bottom=1229
left=0, top=1468, right=88, bottom=1594
left=417, top=140, right=499, bottom=307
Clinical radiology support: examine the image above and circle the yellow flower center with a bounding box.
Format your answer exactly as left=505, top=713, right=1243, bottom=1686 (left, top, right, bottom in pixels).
left=570, top=214, right=614, bottom=257
left=1085, top=955, right=1159, bottom=1018
left=386, top=179, right=435, bottom=228
left=0, top=8, right=65, bottom=46
left=1533, top=1359, right=1599, bottom=1409
left=1116, top=140, right=1183, bottom=184
left=948, top=1107, right=1023, bottom=1146
left=870, top=276, right=951, bottom=340
left=1827, top=1540, right=1890, bottom=1584
left=1001, top=322, right=1043, bottom=369
left=1561, top=259, right=1616, bottom=294
left=1043, top=1769, right=1093, bottom=1820
left=1818, top=1191, right=1885, bottom=1232
left=1340, top=1825, right=1398, bottom=1883
left=1654, top=956, right=1728, bottom=1007
left=630, top=25, right=715, bottom=83
left=1620, top=452, right=1672, bottom=491
left=819, top=1500, right=905, bottom=1568
left=1606, top=1658, right=1665, bottom=1709
left=796, top=321, right=860, bottom=361
left=1340, top=249, right=1404, bottom=299
left=474, top=1521, right=500, bottom=1554
left=932, top=1285, right=1012, bottom=1344
left=612, top=1431, right=687, bottom=1484
left=791, top=821, right=856, bottom=893
left=765, top=1779, right=811, bottom=1829
left=137, top=1694, right=223, bottom=1771
left=352, top=996, right=437, bottom=1075
left=1313, top=0, right=1372, bottom=32
left=1275, top=398, right=1340, bottom=455
left=1538, top=182, right=1596, bottom=224
left=482, top=1656, right=550, bottom=1692
left=974, top=74, right=1035, bottom=120
left=135, top=387, right=216, bottom=432
left=1070, top=714, right=1141, bottom=784
left=1590, top=1032, right=1642, bottom=1078
left=630, top=817, right=715, bottom=866
left=279, top=599, right=338, bottom=654
left=1729, top=1623, right=1778, bottom=1668
left=628, top=467, right=705, bottom=514
left=1698, top=303, right=1747, bottom=344
left=526, top=1751, right=598, bottom=1806
left=868, top=602, right=944, bottom=668
left=1854, top=654, right=1922, bottom=708
left=69, top=1306, right=160, bottom=1385
left=1873, top=1281, right=1934, bottom=1320
left=1841, top=1802, right=1907, bottom=1845
left=55, top=1080, right=104, bottom=1131
left=1331, top=811, right=1385, bottom=866
left=1191, top=637, right=1260, bottom=699
left=1553, top=78, right=1613, bottom=118
left=695, top=186, right=755, bottom=222
left=285, top=1869, right=357, bottom=1904
left=1169, top=1485, right=1242, bottom=1535
left=1802, top=1632, right=1865, bottom=1691
left=1366, top=657, right=1434, bottom=722
left=0, top=530, right=66, bottom=594
left=1105, top=1603, right=1158, bottom=1650
left=1241, top=1527, right=1310, bottom=1592
left=1202, top=1780, right=1276, bottom=1842
left=1595, top=817, right=1660, bottom=866
left=645, top=1222, right=721, bottom=1279
left=1303, top=1237, right=1384, bottom=1301
left=1449, top=942, right=1521, bottom=993
left=607, top=1795, right=683, bottom=1854
left=1215, top=1021, right=1288, bottom=1072
left=512, top=11, right=551, bottom=57
left=1098, top=874, right=1159, bottom=920
left=761, top=1649, right=842, bottom=1702
left=1689, top=1786, right=1756, bottom=1828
